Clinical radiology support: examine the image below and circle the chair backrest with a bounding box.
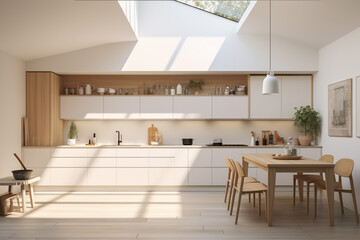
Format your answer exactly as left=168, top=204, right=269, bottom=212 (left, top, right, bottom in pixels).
left=335, top=158, right=354, bottom=177
left=319, top=154, right=334, bottom=163
left=233, top=160, right=245, bottom=178
left=225, top=157, right=235, bottom=171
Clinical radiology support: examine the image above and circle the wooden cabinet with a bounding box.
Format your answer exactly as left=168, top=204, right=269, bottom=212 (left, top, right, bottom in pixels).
left=103, top=96, right=140, bottom=119
left=173, top=96, right=212, bottom=119
left=26, top=72, right=63, bottom=146
left=60, top=96, right=103, bottom=119
left=212, top=96, right=249, bottom=119
left=139, top=96, right=173, bottom=119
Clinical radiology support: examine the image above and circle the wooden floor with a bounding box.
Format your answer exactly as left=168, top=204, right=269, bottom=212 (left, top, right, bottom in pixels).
left=0, top=189, right=359, bottom=239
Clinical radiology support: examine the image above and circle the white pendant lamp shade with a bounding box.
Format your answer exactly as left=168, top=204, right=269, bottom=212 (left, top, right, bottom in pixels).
left=262, top=72, right=279, bottom=94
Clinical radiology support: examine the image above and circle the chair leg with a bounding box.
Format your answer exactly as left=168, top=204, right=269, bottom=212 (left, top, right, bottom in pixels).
left=235, top=192, right=243, bottom=224
left=253, top=193, right=255, bottom=208
left=258, top=192, right=261, bottom=216
left=293, top=176, right=296, bottom=206
left=16, top=196, right=21, bottom=213
left=249, top=193, right=251, bottom=203
left=230, top=188, right=237, bottom=216
left=338, top=191, right=344, bottom=215
left=314, top=185, right=317, bottom=219
left=224, top=180, right=230, bottom=203
left=306, top=182, right=310, bottom=214
left=227, top=181, right=234, bottom=210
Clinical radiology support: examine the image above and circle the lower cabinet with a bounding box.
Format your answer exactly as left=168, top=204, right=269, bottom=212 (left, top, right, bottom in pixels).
left=149, top=168, right=175, bottom=185
left=88, top=168, right=116, bottom=185
left=188, top=168, right=212, bottom=185
left=51, top=168, right=88, bottom=186
left=117, top=168, right=148, bottom=186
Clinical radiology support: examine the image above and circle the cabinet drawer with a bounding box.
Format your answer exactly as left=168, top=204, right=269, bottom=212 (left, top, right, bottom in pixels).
left=117, top=148, right=148, bottom=157
left=23, top=148, right=51, bottom=168
left=51, top=148, right=87, bottom=157
left=188, top=168, right=212, bottom=185
left=88, top=168, right=116, bottom=185
left=212, top=148, right=257, bottom=167
left=51, top=168, right=87, bottom=185
left=212, top=168, right=227, bottom=185
left=256, top=148, right=283, bottom=154
left=189, top=149, right=211, bottom=167
left=88, top=158, right=117, bottom=168
left=149, top=158, right=174, bottom=167
left=174, top=149, right=188, bottom=167
left=51, top=158, right=88, bottom=167
left=117, top=168, right=148, bottom=185
left=149, top=168, right=174, bottom=185
left=148, top=149, right=175, bottom=157
left=87, top=148, right=117, bottom=158
left=174, top=168, right=188, bottom=185
left=117, top=158, right=148, bottom=167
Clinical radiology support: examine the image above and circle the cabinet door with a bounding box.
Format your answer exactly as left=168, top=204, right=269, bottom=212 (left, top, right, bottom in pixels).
left=174, top=168, right=188, bottom=185
left=188, top=168, right=212, bottom=185
left=51, top=168, right=87, bottom=185
left=88, top=158, right=117, bottom=168
left=212, top=148, right=256, bottom=167
left=23, top=148, right=51, bottom=168
left=60, top=96, right=103, bottom=119
left=117, top=158, right=148, bottom=167
left=148, top=158, right=174, bottom=167
left=117, top=148, right=148, bottom=157
left=281, top=76, right=312, bottom=119
left=51, top=148, right=87, bottom=157
left=139, top=96, right=173, bottom=119
left=189, top=149, right=211, bottom=167
left=31, top=168, right=51, bottom=185
left=173, top=96, right=211, bottom=119
left=88, top=168, right=116, bottom=185
left=212, top=96, right=249, bottom=119
left=174, top=149, right=188, bottom=167
left=104, top=96, right=140, bottom=119
left=250, top=76, right=281, bottom=119
left=117, top=168, right=148, bottom=185
left=51, top=158, right=88, bottom=167
left=212, top=168, right=227, bottom=185
left=87, top=148, right=117, bottom=158
left=149, top=168, right=174, bottom=185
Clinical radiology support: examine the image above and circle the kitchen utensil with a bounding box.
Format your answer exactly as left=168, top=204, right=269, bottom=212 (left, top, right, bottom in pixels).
left=12, top=153, right=33, bottom=180
left=109, top=88, right=116, bottom=95
left=182, top=138, right=193, bottom=145
left=85, top=84, right=95, bottom=95
left=148, top=124, right=158, bottom=145
left=213, top=138, right=222, bottom=146
left=78, top=86, right=84, bottom=95
left=274, top=130, right=284, bottom=144
left=97, top=88, right=105, bottom=95
left=70, top=88, right=75, bottom=95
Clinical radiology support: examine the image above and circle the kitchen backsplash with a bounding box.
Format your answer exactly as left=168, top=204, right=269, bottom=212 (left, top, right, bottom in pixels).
left=63, top=120, right=302, bottom=146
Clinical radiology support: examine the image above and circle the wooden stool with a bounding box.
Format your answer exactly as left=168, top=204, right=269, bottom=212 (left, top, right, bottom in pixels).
left=0, top=193, right=21, bottom=216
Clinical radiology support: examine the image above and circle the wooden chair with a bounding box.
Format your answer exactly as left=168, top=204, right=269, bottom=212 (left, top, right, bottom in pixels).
left=314, top=158, right=359, bottom=223
left=0, top=193, right=21, bottom=216
left=224, top=158, right=257, bottom=211
left=293, top=154, right=334, bottom=213
left=230, top=160, right=268, bottom=224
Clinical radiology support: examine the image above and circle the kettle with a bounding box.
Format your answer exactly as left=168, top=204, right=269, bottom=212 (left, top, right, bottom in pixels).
left=85, top=84, right=94, bottom=95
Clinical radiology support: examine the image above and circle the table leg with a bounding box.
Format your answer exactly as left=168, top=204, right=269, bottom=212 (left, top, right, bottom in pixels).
left=325, top=168, right=335, bottom=226
left=242, top=157, right=248, bottom=177
left=8, top=185, right=13, bottom=194
left=28, top=184, right=35, bottom=208
left=267, top=168, right=276, bottom=226
left=297, top=172, right=304, bottom=201
left=21, top=184, right=26, bottom=212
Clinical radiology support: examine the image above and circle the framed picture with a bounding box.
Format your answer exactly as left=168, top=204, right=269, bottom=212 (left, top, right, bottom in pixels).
left=357, top=76, right=360, bottom=137
left=328, top=79, right=352, bottom=137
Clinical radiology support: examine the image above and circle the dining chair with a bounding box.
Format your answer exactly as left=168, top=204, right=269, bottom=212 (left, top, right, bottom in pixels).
left=313, top=158, right=359, bottom=223
left=293, top=154, right=334, bottom=213
left=230, top=160, right=268, bottom=224
left=224, top=158, right=257, bottom=211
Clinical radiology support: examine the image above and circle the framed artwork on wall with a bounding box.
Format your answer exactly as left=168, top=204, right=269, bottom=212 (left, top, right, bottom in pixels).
left=328, top=78, right=352, bottom=137
left=357, top=76, right=360, bottom=138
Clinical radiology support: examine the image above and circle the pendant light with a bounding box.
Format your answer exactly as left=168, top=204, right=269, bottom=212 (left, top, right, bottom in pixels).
left=262, top=0, right=279, bottom=95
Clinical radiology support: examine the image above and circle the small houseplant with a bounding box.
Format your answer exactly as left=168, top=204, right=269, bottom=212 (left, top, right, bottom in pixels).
left=188, top=80, right=204, bottom=95
left=67, top=121, right=79, bottom=146
left=293, top=105, right=320, bottom=146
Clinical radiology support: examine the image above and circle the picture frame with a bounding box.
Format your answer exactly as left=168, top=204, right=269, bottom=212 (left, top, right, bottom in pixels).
left=357, top=76, right=360, bottom=137
left=328, top=78, right=352, bottom=137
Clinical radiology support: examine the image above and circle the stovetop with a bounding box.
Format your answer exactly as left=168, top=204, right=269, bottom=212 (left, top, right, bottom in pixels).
left=206, top=143, right=248, bottom=147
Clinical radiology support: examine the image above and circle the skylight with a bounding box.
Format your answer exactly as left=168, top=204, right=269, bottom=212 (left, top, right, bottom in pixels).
left=175, top=0, right=251, bottom=22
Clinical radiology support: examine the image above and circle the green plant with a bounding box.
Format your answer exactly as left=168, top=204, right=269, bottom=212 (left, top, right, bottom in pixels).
left=293, top=105, right=320, bottom=140
left=67, top=121, right=79, bottom=140
left=187, top=80, right=205, bottom=91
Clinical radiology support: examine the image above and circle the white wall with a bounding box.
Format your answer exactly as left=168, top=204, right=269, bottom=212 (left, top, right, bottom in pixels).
left=26, top=1, right=318, bottom=73
left=0, top=49, right=25, bottom=191
left=314, top=27, right=360, bottom=211
left=63, top=120, right=301, bottom=146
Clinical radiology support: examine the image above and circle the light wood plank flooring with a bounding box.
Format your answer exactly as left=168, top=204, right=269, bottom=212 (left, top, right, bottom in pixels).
left=0, top=189, right=359, bottom=239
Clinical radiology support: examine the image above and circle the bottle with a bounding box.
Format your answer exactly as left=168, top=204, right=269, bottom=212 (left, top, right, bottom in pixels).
left=170, top=87, right=175, bottom=95
left=78, top=86, right=84, bottom=95
left=262, top=134, right=267, bottom=145
left=250, top=131, right=255, bottom=146
left=255, top=137, right=259, bottom=146
left=269, top=132, right=274, bottom=145
left=176, top=83, right=182, bottom=95
left=284, top=137, right=293, bottom=155
left=92, top=133, right=97, bottom=145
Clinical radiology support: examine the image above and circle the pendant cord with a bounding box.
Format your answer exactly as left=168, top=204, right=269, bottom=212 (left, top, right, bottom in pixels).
left=269, top=0, right=272, bottom=73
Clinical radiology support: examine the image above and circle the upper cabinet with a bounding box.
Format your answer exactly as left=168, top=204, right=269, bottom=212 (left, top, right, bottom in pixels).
left=60, top=96, right=103, bottom=119
left=212, top=96, right=248, bottom=119
left=139, top=96, right=173, bottom=119
left=250, top=75, right=312, bottom=119
left=104, top=96, right=139, bottom=119
left=173, top=96, right=212, bottom=119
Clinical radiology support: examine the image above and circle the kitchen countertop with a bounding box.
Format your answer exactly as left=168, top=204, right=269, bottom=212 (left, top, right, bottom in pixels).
left=22, top=145, right=323, bottom=148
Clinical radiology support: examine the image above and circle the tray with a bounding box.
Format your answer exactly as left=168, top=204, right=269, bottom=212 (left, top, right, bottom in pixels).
left=272, top=154, right=303, bottom=160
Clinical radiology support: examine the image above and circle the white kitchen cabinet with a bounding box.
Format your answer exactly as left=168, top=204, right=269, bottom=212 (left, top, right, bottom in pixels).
left=51, top=168, right=88, bottom=185
left=298, top=148, right=322, bottom=160
left=87, top=148, right=117, bottom=158
left=103, top=96, right=140, bottom=119
left=189, top=149, right=211, bottom=167
left=148, top=158, right=174, bottom=168
left=139, top=96, right=173, bottom=119
left=188, top=168, right=212, bottom=185
left=212, top=148, right=256, bottom=167
left=212, top=168, right=227, bottom=185
left=51, top=158, right=88, bottom=167
left=117, top=148, right=148, bottom=157
left=51, top=148, right=87, bottom=158
left=281, top=76, right=312, bottom=119
left=117, top=168, right=148, bottom=186
left=250, top=76, right=282, bottom=119
left=23, top=148, right=51, bottom=168
left=31, top=168, right=51, bottom=185
left=174, top=149, right=188, bottom=167
left=149, top=168, right=174, bottom=185
left=256, top=148, right=283, bottom=154
left=117, top=158, right=148, bottom=167
left=60, top=96, right=103, bottom=119
left=212, top=96, right=249, bottom=119
left=87, top=158, right=117, bottom=168
left=88, top=168, right=116, bottom=185
left=173, top=96, right=212, bottom=119
left=174, top=168, right=188, bottom=185
left=148, top=149, right=174, bottom=158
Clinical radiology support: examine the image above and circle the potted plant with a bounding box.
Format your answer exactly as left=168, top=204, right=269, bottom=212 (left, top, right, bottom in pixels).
left=188, top=80, right=204, bottom=95
left=293, top=105, right=320, bottom=146
left=67, top=121, right=79, bottom=146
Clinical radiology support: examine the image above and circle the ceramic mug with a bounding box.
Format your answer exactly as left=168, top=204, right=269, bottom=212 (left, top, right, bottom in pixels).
left=97, top=88, right=106, bottom=95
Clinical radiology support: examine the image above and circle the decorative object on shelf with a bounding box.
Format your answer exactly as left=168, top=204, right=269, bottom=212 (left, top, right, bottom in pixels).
left=250, top=131, right=255, bottom=146
left=293, top=105, right=320, bottom=145
left=262, top=0, right=279, bottom=95
left=188, top=80, right=204, bottom=95
left=67, top=121, right=79, bottom=146
left=109, top=88, right=116, bottom=95
left=12, top=153, right=33, bottom=180
left=64, top=88, right=69, bottom=95
left=357, top=76, right=360, bottom=137
left=78, top=86, right=84, bottom=95
left=274, top=130, right=284, bottom=144
left=261, top=130, right=271, bottom=146
left=176, top=83, right=182, bottom=95
left=328, top=79, right=352, bottom=137
left=148, top=124, right=159, bottom=145
left=97, top=88, right=106, bottom=95
left=85, top=84, right=94, bottom=95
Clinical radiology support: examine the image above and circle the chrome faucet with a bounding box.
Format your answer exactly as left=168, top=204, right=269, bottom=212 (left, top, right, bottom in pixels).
left=116, top=131, right=122, bottom=145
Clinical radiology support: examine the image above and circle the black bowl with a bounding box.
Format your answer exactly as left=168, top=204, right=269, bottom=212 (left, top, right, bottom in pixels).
left=12, top=170, right=33, bottom=180
left=182, top=138, right=193, bottom=145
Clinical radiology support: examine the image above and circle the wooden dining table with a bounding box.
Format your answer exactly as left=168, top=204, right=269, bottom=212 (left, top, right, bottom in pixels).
left=242, top=154, right=335, bottom=226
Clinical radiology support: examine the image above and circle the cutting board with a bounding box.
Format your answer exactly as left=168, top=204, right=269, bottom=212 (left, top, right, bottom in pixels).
left=148, top=124, right=158, bottom=145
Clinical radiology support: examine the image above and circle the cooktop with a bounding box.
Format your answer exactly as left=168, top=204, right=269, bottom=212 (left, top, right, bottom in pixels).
left=206, top=143, right=248, bottom=146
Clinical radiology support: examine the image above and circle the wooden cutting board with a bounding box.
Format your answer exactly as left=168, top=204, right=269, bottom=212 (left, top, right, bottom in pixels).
left=148, top=124, right=158, bottom=145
